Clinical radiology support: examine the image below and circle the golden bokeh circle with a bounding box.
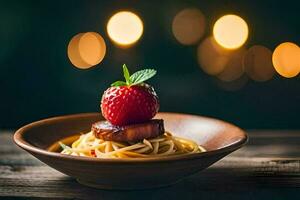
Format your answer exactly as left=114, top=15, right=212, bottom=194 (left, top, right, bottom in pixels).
left=213, top=14, right=248, bottom=49
left=78, top=32, right=106, bottom=66
left=272, top=42, right=300, bottom=78
left=67, top=32, right=106, bottom=69
left=68, top=33, right=91, bottom=69
left=172, top=8, right=206, bottom=45
left=197, top=37, right=232, bottom=75
left=217, top=48, right=246, bottom=82
left=243, top=45, right=275, bottom=82
left=107, top=11, right=143, bottom=46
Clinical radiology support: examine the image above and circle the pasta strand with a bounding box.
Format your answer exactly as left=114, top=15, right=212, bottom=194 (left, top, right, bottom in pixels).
left=59, top=131, right=205, bottom=158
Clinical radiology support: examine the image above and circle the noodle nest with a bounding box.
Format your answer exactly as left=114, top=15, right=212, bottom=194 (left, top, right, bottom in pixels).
left=60, top=131, right=205, bottom=158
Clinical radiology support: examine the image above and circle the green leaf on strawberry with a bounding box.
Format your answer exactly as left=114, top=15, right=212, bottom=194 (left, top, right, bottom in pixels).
left=111, top=64, right=157, bottom=87
left=130, top=69, right=157, bottom=85
left=123, top=64, right=131, bottom=85
left=111, top=81, right=127, bottom=87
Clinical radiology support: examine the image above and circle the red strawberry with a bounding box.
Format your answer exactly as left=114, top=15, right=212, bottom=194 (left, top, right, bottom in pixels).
left=101, top=64, right=159, bottom=126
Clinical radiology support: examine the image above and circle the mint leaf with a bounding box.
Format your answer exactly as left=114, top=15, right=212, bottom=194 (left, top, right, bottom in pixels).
left=130, top=69, right=157, bottom=85
left=110, top=65, right=157, bottom=87
left=111, top=81, right=127, bottom=87
left=123, top=64, right=131, bottom=85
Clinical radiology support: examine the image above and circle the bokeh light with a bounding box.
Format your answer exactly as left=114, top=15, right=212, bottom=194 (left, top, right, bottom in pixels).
left=213, top=14, right=248, bottom=49
left=107, top=11, right=143, bottom=47
left=68, top=33, right=89, bottom=68
left=243, top=45, right=275, bottom=82
left=67, top=32, right=106, bottom=69
left=197, top=37, right=232, bottom=75
left=79, top=32, right=106, bottom=66
left=217, top=48, right=246, bottom=82
left=272, top=42, right=300, bottom=78
left=172, top=8, right=206, bottom=45
left=198, top=36, right=246, bottom=82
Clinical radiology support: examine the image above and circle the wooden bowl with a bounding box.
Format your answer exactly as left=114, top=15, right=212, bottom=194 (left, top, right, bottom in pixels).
left=14, top=112, right=247, bottom=190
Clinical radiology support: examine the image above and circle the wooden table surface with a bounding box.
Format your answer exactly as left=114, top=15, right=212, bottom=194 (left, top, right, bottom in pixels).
left=0, top=130, right=299, bottom=200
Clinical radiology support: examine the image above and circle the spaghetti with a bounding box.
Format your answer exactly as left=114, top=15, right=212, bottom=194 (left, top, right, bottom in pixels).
left=59, top=131, right=205, bottom=158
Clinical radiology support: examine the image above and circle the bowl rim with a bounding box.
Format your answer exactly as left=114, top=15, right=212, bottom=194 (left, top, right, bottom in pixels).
left=14, top=112, right=248, bottom=163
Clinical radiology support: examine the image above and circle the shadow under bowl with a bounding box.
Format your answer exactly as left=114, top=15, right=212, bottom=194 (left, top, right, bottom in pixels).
left=14, top=112, right=247, bottom=190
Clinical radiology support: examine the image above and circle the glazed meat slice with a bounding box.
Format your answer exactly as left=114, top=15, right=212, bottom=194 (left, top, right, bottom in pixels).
left=92, top=119, right=165, bottom=142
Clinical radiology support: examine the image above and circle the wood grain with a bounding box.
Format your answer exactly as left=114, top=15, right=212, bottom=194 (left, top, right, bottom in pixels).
left=0, top=130, right=299, bottom=199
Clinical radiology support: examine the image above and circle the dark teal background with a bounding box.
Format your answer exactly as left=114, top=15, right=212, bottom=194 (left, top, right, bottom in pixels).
left=1, top=0, right=299, bottom=129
